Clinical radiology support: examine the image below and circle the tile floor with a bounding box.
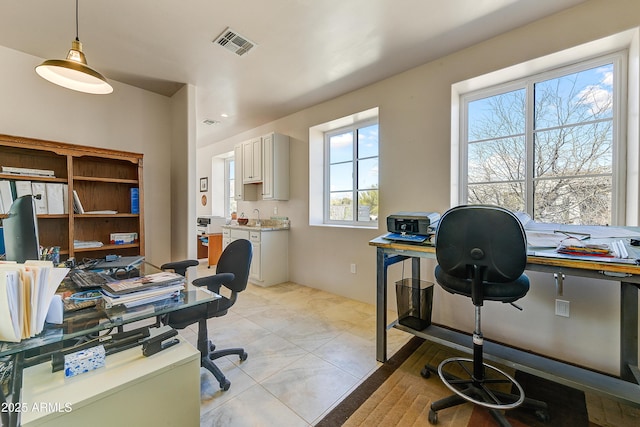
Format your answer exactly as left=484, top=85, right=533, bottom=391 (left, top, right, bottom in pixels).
left=177, top=265, right=411, bottom=427
left=180, top=265, right=638, bottom=427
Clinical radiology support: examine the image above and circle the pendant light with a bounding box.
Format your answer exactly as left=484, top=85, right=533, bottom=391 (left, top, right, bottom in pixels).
left=35, top=0, right=113, bottom=94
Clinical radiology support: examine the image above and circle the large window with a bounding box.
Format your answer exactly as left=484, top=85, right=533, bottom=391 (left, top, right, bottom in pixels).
left=461, top=53, right=624, bottom=225
left=324, top=120, right=379, bottom=225
left=226, top=158, right=236, bottom=217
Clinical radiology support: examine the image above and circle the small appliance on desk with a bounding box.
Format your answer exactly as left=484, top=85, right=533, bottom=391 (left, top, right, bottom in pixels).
left=197, top=216, right=226, bottom=234
left=384, top=211, right=440, bottom=243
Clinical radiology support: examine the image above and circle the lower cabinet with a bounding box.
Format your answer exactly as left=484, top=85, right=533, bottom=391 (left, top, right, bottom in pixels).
left=222, top=227, right=288, bottom=286
left=197, top=234, right=208, bottom=259
left=207, top=234, right=223, bottom=267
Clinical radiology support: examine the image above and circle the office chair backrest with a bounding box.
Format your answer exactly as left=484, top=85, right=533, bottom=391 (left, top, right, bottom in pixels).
left=435, top=205, right=527, bottom=283
left=215, top=238, right=252, bottom=293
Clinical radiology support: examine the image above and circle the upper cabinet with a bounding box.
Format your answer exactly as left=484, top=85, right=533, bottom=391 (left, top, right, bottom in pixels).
left=261, top=133, right=289, bottom=200
left=234, top=144, right=244, bottom=201
left=235, top=133, right=290, bottom=201
left=242, top=137, right=262, bottom=183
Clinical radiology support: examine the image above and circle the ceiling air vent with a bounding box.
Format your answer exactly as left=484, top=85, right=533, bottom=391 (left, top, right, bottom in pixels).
left=214, top=27, right=256, bottom=56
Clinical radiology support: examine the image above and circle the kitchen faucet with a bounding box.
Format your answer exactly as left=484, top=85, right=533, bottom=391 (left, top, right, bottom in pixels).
left=253, top=208, right=261, bottom=226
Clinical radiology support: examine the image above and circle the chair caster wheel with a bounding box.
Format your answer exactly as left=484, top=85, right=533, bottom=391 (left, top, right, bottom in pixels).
left=420, top=367, right=431, bottom=378
left=240, top=351, right=248, bottom=361
left=220, top=379, right=231, bottom=391
left=535, top=409, right=550, bottom=422
left=428, top=409, right=438, bottom=424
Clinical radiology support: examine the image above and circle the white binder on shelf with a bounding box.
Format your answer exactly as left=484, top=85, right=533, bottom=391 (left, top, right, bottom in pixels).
left=72, top=190, right=85, bottom=214
left=45, top=183, right=64, bottom=215
left=0, top=180, right=13, bottom=214
left=62, top=184, right=69, bottom=214
left=15, top=180, right=32, bottom=198
left=31, top=182, right=48, bottom=214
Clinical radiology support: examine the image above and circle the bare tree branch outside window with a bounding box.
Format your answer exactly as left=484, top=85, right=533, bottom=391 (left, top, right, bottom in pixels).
left=465, top=63, right=614, bottom=225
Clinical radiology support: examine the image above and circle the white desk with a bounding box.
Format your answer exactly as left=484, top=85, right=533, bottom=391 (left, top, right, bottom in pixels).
left=20, top=335, right=200, bottom=427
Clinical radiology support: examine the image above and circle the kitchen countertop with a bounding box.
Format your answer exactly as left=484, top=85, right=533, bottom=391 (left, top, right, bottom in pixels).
left=222, top=223, right=289, bottom=231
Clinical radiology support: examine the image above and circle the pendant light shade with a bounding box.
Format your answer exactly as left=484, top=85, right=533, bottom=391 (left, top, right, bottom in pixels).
left=35, top=1, right=112, bottom=94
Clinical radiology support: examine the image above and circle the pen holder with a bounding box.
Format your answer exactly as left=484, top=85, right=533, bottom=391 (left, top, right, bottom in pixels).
left=40, top=246, right=60, bottom=264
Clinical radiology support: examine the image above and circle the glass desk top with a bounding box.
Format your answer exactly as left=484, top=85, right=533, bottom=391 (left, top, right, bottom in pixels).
left=0, top=262, right=218, bottom=357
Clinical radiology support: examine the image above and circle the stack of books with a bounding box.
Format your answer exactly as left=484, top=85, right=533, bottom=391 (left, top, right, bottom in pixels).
left=100, top=271, right=185, bottom=308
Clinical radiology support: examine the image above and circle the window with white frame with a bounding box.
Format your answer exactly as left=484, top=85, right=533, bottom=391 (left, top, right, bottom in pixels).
left=460, top=53, right=625, bottom=225
left=324, top=120, right=379, bottom=225
left=225, top=157, right=236, bottom=217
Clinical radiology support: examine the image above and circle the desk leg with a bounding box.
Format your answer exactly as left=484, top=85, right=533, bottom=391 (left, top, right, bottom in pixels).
left=412, top=256, right=420, bottom=280
left=376, top=249, right=413, bottom=363
left=3, top=352, right=24, bottom=427
left=621, top=281, right=639, bottom=383
left=376, top=247, right=387, bottom=363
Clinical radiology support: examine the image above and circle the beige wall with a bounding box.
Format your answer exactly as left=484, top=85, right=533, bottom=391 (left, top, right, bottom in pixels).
left=198, top=0, right=640, bottom=374
left=170, top=84, right=198, bottom=261
left=0, top=44, right=180, bottom=267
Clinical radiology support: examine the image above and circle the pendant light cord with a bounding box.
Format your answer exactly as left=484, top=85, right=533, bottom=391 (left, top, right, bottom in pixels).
left=75, top=0, right=80, bottom=42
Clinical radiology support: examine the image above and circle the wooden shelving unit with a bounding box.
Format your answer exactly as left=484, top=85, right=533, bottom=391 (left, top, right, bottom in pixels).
left=0, top=134, right=144, bottom=261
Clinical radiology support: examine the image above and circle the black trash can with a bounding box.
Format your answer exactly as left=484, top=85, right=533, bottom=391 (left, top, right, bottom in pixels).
left=396, top=278, right=433, bottom=331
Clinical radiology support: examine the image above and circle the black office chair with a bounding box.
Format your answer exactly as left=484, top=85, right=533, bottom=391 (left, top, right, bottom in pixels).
left=424, top=205, right=549, bottom=426
left=156, top=259, right=201, bottom=327
left=163, top=239, right=252, bottom=391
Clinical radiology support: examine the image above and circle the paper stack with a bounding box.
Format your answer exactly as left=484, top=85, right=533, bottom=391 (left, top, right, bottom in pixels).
left=0, top=261, right=70, bottom=343
left=101, top=271, right=185, bottom=308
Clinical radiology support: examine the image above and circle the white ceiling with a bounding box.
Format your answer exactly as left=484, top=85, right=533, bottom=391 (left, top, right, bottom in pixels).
left=0, top=0, right=586, bottom=147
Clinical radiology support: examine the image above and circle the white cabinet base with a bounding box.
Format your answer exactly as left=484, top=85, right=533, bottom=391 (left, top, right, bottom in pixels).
left=21, top=335, right=200, bottom=427
left=223, top=227, right=288, bottom=287
left=249, top=229, right=288, bottom=287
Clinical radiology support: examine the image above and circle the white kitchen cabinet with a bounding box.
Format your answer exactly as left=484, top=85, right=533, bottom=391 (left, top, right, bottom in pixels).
left=249, top=229, right=287, bottom=286
left=262, top=132, right=290, bottom=200
left=234, top=144, right=243, bottom=201
left=222, top=228, right=231, bottom=249
left=228, top=228, right=249, bottom=242
left=222, top=226, right=288, bottom=287
left=242, top=137, right=262, bottom=183
left=234, top=132, right=289, bottom=201
left=249, top=230, right=262, bottom=281
left=234, top=144, right=258, bottom=201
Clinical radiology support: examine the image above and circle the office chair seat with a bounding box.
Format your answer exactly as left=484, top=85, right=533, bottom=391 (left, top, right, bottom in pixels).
left=434, top=267, right=529, bottom=303
left=162, top=272, right=235, bottom=329
left=424, top=205, right=549, bottom=426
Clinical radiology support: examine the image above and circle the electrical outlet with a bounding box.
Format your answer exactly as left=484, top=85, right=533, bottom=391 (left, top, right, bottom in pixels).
left=273, top=206, right=278, bottom=215
left=555, top=299, right=570, bottom=317
left=350, top=263, right=357, bottom=274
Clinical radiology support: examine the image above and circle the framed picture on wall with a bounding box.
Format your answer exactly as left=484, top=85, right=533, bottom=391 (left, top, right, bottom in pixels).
left=200, top=177, right=208, bottom=192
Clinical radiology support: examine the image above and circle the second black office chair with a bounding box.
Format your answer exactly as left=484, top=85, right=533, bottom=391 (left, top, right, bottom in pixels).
left=162, top=239, right=252, bottom=391
left=423, top=205, right=549, bottom=426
